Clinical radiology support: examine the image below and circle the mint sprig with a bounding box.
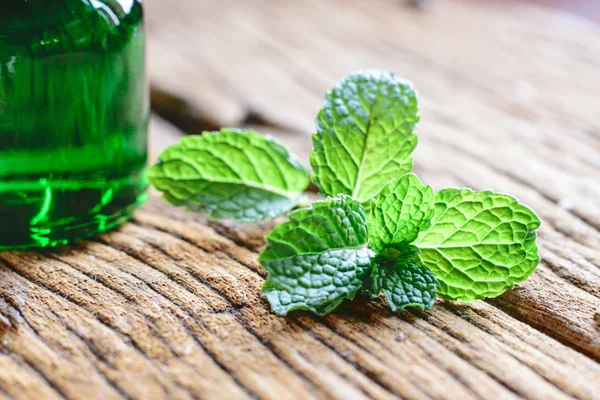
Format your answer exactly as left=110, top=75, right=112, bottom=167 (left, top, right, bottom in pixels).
left=150, top=70, right=541, bottom=316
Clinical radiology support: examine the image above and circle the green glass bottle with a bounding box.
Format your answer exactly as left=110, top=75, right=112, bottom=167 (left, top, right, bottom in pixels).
left=0, top=0, right=148, bottom=249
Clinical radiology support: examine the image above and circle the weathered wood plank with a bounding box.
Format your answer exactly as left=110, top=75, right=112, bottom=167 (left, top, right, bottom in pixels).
left=144, top=196, right=600, bottom=398
left=2, top=0, right=600, bottom=398
left=3, top=195, right=599, bottom=399
left=146, top=0, right=600, bottom=138
left=0, top=352, right=62, bottom=400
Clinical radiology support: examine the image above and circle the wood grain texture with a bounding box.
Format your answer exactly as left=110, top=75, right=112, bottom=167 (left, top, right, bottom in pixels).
left=2, top=0, right=600, bottom=398
left=2, top=196, right=600, bottom=399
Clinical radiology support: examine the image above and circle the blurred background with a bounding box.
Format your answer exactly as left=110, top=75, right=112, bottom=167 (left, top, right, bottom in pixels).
left=146, top=0, right=599, bottom=214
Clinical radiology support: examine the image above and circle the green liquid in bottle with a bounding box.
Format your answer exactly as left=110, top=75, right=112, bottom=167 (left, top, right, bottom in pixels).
left=0, top=0, right=148, bottom=249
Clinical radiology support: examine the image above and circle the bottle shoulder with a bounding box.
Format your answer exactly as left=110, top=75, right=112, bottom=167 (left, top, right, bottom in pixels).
left=0, top=0, right=143, bottom=53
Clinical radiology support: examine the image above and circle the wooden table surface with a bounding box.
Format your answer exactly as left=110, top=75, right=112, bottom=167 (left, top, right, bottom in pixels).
left=2, top=1, right=600, bottom=399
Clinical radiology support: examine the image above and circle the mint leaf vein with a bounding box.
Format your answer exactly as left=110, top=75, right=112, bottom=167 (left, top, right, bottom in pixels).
left=310, top=70, right=419, bottom=204
left=148, top=129, right=309, bottom=222
left=259, top=195, right=375, bottom=315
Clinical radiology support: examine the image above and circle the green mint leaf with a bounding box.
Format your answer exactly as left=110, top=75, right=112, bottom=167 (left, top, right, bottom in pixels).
left=371, top=259, right=438, bottom=312
left=413, top=189, right=541, bottom=301
left=310, top=70, right=419, bottom=204
left=148, top=129, right=310, bottom=222
left=368, top=173, right=434, bottom=252
left=259, top=195, right=375, bottom=316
